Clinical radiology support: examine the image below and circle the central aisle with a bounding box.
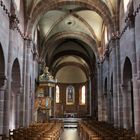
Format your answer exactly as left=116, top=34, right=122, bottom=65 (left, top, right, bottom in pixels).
left=61, top=128, right=80, bottom=140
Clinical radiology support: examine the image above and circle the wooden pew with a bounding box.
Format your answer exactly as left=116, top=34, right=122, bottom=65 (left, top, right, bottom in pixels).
left=78, top=120, right=139, bottom=140
left=9, top=122, right=63, bottom=140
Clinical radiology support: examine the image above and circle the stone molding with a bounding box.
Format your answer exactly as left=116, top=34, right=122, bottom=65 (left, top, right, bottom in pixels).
left=0, top=0, right=32, bottom=41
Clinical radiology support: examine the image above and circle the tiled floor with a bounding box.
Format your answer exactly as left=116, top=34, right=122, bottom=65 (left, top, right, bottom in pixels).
left=61, top=128, right=79, bottom=140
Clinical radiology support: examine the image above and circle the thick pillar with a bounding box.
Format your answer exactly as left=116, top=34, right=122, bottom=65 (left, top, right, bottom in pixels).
left=54, top=87, right=56, bottom=118
left=15, top=92, right=20, bottom=128
left=133, top=78, right=140, bottom=134
left=111, top=39, right=118, bottom=127
left=3, top=24, right=15, bottom=135
left=97, top=62, right=103, bottom=121
left=24, top=39, right=32, bottom=126
left=115, top=37, right=123, bottom=128
left=134, top=4, right=140, bottom=135
left=107, top=93, right=111, bottom=123
left=0, top=77, right=6, bottom=134
left=49, top=86, right=52, bottom=116
left=88, top=78, right=92, bottom=116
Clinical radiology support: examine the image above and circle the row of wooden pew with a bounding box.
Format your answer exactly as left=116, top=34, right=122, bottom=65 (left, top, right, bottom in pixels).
left=78, top=120, right=140, bottom=140
left=8, top=121, right=63, bottom=140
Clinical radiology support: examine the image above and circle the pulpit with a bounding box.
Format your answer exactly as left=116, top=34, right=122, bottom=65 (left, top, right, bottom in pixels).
left=34, top=67, right=57, bottom=122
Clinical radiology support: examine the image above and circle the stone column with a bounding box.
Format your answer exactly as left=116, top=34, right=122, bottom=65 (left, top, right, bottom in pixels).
left=115, top=37, right=123, bottom=128
left=88, top=78, right=92, bottom=116
left=24, top=39, right=32, bottom=126
left=107, top=92, right=111, bottom=123
left=122, top=85, right=127, bottom=129
left=134, top=1, right=140, bottom=135
left=49, top=86, right=52, bottom=116
left=18, top=86, right=23, bottom=127
left=15, top=92, right=20, bottom=128
left=122, top=84, right=132, bottom=129
left=133, top=78, right=140, bottom=134
left=53, top=86, right=56, bottom=118
left=3, top=9, right=17, bottom=134
left=111, top=39, right=118, bottom=127
left=3, top=1, right=23, bottom=134
left=3, top=64, right=12, bottom=135
left=31, top=90, right=35, bottom=123
left=0, top=77, right=6, bottom=134
left=97, top=62, right=103, bottom=121
left=11, top=81, right=21, bottom=129
left=118, top=85, right=123, bottom=128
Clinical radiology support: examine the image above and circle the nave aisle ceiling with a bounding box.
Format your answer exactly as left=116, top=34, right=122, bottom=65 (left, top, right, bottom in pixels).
left=25, top=0, right=116, bottom=44
left=24, top=0, right=117, bottom=82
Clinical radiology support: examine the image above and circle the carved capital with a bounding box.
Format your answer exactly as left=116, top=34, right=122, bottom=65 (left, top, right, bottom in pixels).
left=9, top=2, right=19, bottom=30
left=0, top=74, right=7, bottom=87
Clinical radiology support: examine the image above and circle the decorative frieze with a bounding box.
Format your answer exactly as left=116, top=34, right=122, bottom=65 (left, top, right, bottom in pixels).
left=0, top=0, right=32, bottom=41
left=120, top=1, right=140, bottom=38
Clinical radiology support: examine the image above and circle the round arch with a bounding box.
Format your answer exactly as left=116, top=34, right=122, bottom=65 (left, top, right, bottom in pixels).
left=11, top=58, right=21, bottom=84
left=53, top=62, right=89, bottom=79
left=123, top=57, right=132, bottom=84
left=40, top=32, right=99, bottom=62
left=10, top=58, right=21, bottom=130
left=49, top=50, right=94, bottom=76
left=0, top=43, right=5, bottom=87
left=26, top=0, right=114, bottom=35
left=122, top=57, right=134, bottom=130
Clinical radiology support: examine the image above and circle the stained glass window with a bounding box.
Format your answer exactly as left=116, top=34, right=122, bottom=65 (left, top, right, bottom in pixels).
left=56, top=85, right=60, bottom=103
left=66, top=85, right=75, bottom=105
left=124, top=0, right=130, bottom=13
left=80, top=85, right=86, bottom=105
left=15, top=0, right=20, bottom=11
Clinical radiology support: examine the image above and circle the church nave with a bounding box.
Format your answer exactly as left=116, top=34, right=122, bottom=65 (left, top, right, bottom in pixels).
left=0, top=0, right=140, bottom=139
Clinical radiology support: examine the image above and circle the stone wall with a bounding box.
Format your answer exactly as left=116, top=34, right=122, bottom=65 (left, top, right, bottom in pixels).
left=0, top=0, right=38, bottom=135
left=99, top=0, right=140, bottom=135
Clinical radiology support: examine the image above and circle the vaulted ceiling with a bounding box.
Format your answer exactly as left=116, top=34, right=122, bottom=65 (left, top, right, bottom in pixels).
left=24, top=0, right=117, bottom=83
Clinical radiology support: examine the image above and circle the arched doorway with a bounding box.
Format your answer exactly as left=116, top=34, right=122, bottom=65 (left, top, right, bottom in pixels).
left=123, top=57, right=134, bottom=130
left=10, top=58, right=21, bottom=130
left=0, top=44, right=5, bottom=134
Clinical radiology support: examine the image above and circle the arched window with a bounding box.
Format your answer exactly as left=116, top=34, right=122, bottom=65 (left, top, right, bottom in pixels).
left=104, top=26, right=108, bottom=45
left=15, top=0, right=20, bottom=11
left=66, top=85, right=75, bottom=105
left=34, top=29, right=38, bottom=45
left=56, top=85, right=60, bottom=103
left=80, top=85, right=86, bottom=105
left=124, top=0, right=130, bottom=13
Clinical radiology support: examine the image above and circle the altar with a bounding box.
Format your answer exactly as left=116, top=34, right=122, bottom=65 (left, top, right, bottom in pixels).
left=64, top=113, right=78, bottom=118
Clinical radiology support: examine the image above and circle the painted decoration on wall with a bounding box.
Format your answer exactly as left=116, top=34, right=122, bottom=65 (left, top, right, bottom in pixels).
left=66, top=85, right=75, bottom=105
left=34, top=97, right=51, bottom=110
left=45, top=97, right=51, bottom=109
left=37, top=87, right=44, bottom=97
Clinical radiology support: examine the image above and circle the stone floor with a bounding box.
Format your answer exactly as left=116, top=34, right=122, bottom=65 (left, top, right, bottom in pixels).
left=60, top=128, right=79, bottom=140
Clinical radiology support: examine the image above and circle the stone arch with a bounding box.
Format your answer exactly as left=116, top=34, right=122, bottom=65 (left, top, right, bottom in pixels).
left=10, top=58, right=21, bottom=130
left=0, top=43, right=5, bottom=87
left=41, top=32, right=99, bottom=61
left=0, top=44, right=5, bottom=133
left=122, top=57, right=134, bottom=130
left=26, top=0, right=114, bottom=36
